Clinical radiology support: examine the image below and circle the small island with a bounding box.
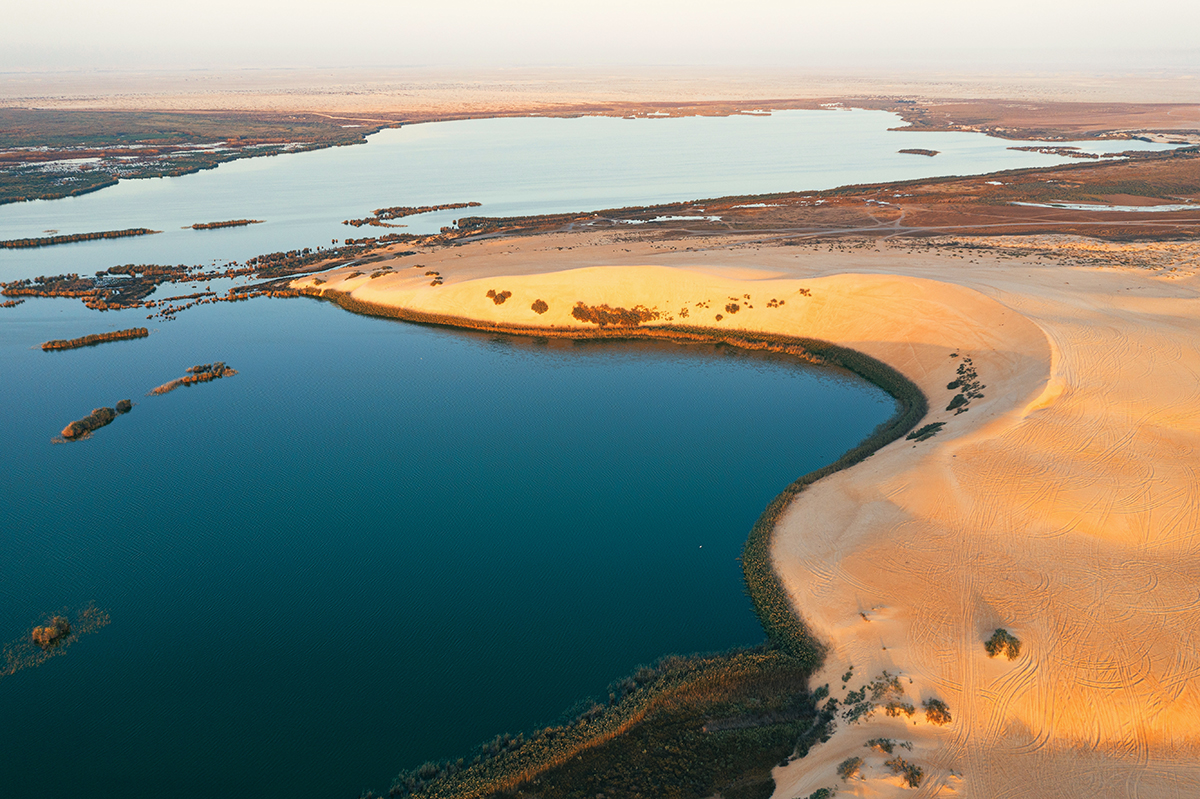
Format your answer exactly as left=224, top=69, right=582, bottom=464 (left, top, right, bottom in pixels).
left=149, top=362, right=237, bottom=395
left=31, top=616, right=71, bottom=650
left=898, top=148, right=940, bottom=157
left=0, top=228, right=159, bottom=249
left=60, top=401, right=133, bottom=440
left=42, top=327, right=149, bottom=351
left=344, top=201, right=482, bottom=227
left=188, top=219, right=264, bottom=230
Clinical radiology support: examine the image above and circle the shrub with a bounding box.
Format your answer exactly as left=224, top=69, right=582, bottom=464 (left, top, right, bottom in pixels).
left=531, top=299, right=549, bottom=314
left=923, top=698, right=952, bottom=725
left=905, top=422, right=945, bottom=442
left=570, top=301, right=659, bottom=327
left=884, top=757, right=923, bottom=788
left=30, top=616, right=71, bottom=649
left=985, top=628, right=1021, bottom=660
left=485, top=289, right=512, bottom=305
left=836, top=756, right=862, bottom=780
left=806, top=788, right=837, bottom=799
left=884, top=701, right=915, bottom=718
left=725, top=303, right=741, bottom=314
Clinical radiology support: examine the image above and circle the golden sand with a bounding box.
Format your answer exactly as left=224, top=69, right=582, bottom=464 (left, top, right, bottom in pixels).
left=294, top=231, right=1200, bottom=797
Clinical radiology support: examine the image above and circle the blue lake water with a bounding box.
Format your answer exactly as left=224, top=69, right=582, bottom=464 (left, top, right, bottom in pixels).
left=0, top=295, right=895, bottom=798
left=0, top=108, right=1150, bottom=798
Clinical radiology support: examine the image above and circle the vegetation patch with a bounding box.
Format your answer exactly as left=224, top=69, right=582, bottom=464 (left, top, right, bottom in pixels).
left=0, top=228, right=159, bottom=249
left=0, top=107, right=382, bottom=205
left=865, top=737, right=912, bottom=755
left=884, top=756, right=924, bottom=788
left=42, top=327, right=148, bottom=351
left=58, top=403, right=132, bottom=441
left=985, top=628, right=1022, bottom=660
left=2, top=604, right=110, bottom=681
left=725, top=303, right=741, bottom=314
left=531, top=299, right=549, bottom=314
left=922, top=698, right=952, bottom=725
left=189, top=219, right=263, bottom=230
left=905, top=422, right=945, bottom=442
left=946, top=355, right=984, bottom=414
left=571, top=301, right=660, bottom=327
left=148, top=362, right=237, bottom=396
left=30, top=616, right=72, bottom=650
left=388, top=648, right=837, bottom=799
left=486, top=289, right=512, bottom=305
left=836, top=756, right=863, bottom=780
left=344, top=202, right=481, bottom=228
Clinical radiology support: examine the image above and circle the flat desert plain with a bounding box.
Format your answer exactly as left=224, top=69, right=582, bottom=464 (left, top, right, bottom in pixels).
left=294, top=230, right=1200, bottom=797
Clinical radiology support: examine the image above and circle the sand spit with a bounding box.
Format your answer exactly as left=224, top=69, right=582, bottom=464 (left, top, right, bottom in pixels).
left=292, top=231, right=1200, bottom=797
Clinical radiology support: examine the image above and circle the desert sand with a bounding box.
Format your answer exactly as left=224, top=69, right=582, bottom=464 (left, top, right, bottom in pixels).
left=293, top=229, right=1200, bottom=797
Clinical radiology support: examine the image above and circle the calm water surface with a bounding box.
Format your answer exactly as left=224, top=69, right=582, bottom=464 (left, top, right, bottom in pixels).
left=1, top=294, right=895, bottom=798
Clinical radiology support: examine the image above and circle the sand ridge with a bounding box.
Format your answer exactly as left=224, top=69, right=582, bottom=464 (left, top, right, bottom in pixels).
left=293, top=231, right=1200, bottom=797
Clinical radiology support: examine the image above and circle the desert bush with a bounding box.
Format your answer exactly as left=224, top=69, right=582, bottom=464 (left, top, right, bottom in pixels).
left=726, top=303, right=741, bottom=314
left=923, top=698, right=952, bottom=725
left=884, top=757, right=923, bottom=788
left=531, top=299, right=549, bottom=314
left=865, top=737, right=895, bottom=754
left=570, top=301, right=659, bottom=327
left=485, top=289, right=512, bottom=305
left=905, top=422, right=945, bottom=442
left=836, top=756, right=863, bottom=780
left=985, top=628, right=1021, bottom=660
left=884, top=701, right=915, bottom=718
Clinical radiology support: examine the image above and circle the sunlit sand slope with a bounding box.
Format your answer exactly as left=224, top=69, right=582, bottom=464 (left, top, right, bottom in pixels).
left=294, top=237, right=1200, bottom=797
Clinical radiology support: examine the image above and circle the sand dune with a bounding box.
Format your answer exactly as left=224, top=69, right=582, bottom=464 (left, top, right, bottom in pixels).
left=293, top=232, right=1200, bottom=797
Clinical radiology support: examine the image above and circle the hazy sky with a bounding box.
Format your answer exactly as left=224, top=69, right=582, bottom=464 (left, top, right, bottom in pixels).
left=5, top=0, right=1198, bottom=72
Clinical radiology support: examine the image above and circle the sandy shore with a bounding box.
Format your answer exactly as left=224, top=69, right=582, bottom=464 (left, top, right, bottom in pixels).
left=293, top=231, right=1200, bottom=797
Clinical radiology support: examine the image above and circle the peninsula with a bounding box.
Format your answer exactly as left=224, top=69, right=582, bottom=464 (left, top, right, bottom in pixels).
left=291, top=206, right=1200, bottom=796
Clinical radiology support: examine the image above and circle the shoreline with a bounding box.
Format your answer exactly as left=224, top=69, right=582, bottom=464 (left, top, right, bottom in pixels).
left=302, top=285, right=929, bottom=670
left=287, top=227, right=1200, bottom=796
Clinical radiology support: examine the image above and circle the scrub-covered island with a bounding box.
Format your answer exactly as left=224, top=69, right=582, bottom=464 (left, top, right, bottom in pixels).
left=3, top=93, right=1199, bottom=799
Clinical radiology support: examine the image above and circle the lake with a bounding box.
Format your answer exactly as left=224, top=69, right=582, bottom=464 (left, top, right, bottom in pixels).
left=0, top=293, right=895, bottom=798
left=0, top=109, right=1176, bottom=283
left=0, top=109, right=1151, bottom=798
